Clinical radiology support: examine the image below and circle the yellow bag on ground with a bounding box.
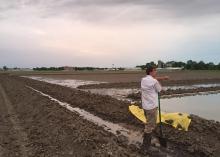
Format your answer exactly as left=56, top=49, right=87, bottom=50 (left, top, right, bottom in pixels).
left=129, top=105, right=191, bottom=131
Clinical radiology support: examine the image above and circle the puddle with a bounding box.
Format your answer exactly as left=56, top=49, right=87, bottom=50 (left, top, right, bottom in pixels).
left=26, top=86, right=143, bottom=146
left=161, top=93, right=220, bottom=122
left=22, top=76, right=106, bottom=88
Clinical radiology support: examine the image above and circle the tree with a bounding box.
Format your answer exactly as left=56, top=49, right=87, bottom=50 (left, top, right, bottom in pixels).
left=197, top=61, right=206, bottom=70
left=136, top=65, right=146, bottom=70
left=3, top=66, right=8, bottom=71
left=185, top=60, right=197, bottom=70
left=146, top=61, right=156, bottom=68
left=218, top=63, right=220, bottom=70
left=207, top=62, right=215, bottom=70
left=172, top=61, right=186, bottom=67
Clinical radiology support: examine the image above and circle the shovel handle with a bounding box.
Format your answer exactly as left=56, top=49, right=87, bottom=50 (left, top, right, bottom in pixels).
left=158, top=92, right=167, bottom=147
left=158, top=92, right=163, bottom=136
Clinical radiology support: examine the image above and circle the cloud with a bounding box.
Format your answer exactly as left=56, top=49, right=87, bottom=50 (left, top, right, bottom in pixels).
left=0, top=0, right=220, bottom=67
left=1, top=0, right=220, bottom=23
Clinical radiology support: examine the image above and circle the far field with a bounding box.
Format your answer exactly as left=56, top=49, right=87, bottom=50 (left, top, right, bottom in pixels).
left=8, top=70, right=220, bottom=83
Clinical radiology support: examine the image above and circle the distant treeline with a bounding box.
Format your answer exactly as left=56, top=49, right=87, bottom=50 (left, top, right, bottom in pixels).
left=136, top=60, right=220, bottom=70
left=74, top=67, right=125, bottom=71
left=33, top=67, right=124, bottom=71
left=33, top=67, right=64, bottom=71
left=3, top=60, right=219, bottom=71
left=74, top=67, right=108, bottom=71
left=184, top=60, right=220, bottom=70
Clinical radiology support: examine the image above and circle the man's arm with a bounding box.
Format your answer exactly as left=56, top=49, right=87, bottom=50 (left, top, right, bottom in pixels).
left=155, top=76, right=169, bottom=81
left=155, top=81, right=162, bottom=92
left=154, top=76, right=169, bottom=92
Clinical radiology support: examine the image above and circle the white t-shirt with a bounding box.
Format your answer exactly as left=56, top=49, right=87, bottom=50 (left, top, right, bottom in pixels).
left=141, top=75, right=162, bottom=110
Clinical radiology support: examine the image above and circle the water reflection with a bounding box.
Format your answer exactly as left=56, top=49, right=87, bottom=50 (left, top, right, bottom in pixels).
left=161, top=93, right=220, bottom=122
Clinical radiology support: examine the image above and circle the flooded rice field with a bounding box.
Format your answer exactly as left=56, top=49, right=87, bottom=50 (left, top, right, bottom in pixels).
left=23, top=76, right=220, bottom=122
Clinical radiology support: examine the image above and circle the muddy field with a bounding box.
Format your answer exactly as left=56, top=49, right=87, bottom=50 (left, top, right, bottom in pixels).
left=77, top=79, right=220, bottom=89
left=0, top=74, right=143, bottom=157
left=13, top=70, right=220, bottom=83
left=72, top=71, right=220, bottom=98
left=21, top=70, right=220, bottom=96
left=1, top=74, right=220, bottom=157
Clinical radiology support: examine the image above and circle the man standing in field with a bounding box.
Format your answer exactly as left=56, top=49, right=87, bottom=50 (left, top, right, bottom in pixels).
left=141, top=65, right=169, bottom=151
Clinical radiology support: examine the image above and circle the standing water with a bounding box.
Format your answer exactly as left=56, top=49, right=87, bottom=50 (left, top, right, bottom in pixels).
left=161, top=93, right=220, bottom=121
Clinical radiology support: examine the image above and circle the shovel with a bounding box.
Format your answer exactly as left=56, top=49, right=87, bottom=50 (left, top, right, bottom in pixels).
left=158, top=92, right=167, bottom=147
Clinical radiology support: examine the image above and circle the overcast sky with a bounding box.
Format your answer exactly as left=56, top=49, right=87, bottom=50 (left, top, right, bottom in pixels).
left=0, top=0, right=220, bottom=68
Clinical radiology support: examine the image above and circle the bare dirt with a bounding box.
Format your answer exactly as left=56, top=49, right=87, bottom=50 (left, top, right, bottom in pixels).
left=1, top=74, right=219, bottom=157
